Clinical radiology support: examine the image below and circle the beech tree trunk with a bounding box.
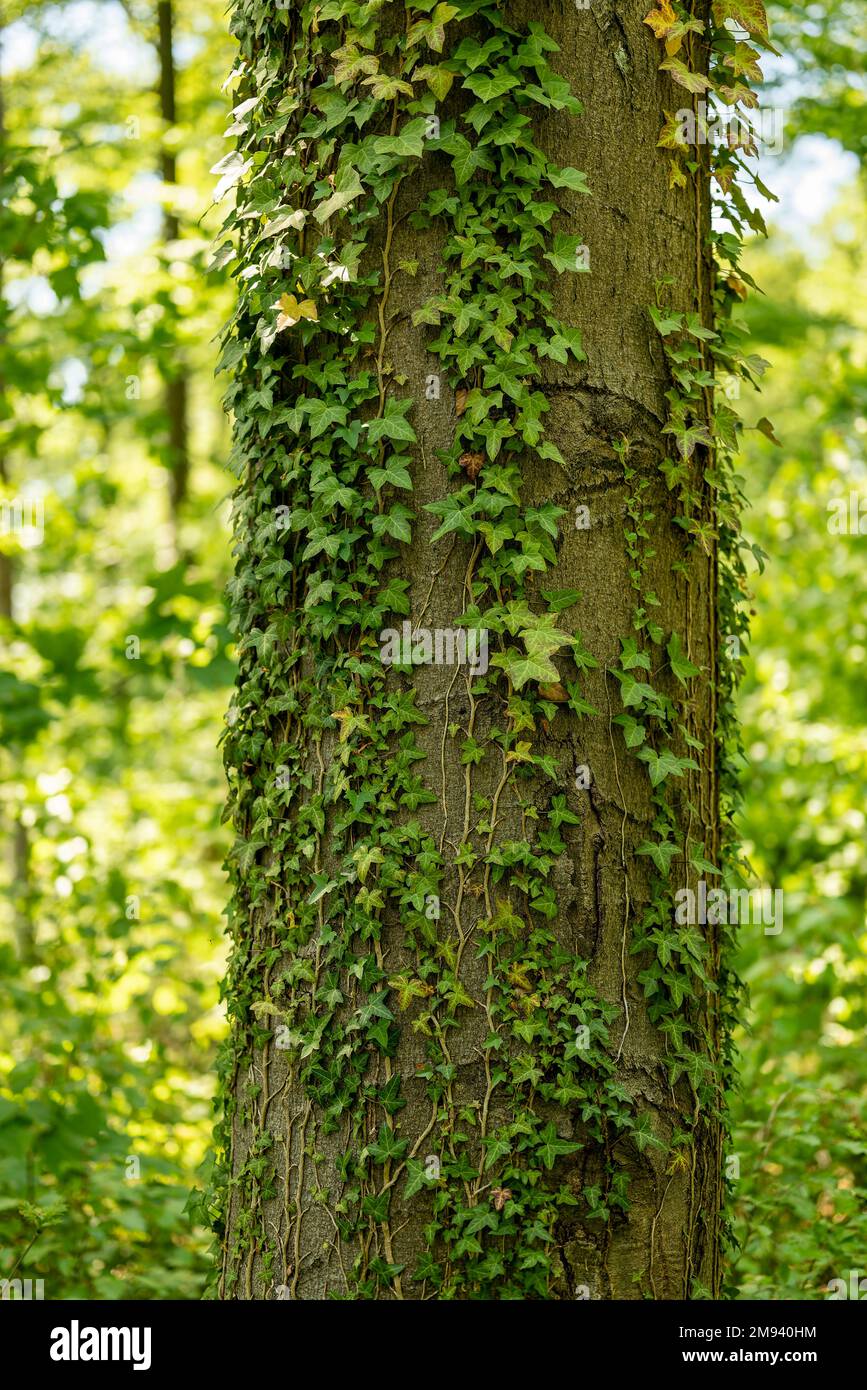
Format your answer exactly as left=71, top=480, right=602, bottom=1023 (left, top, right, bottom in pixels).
left=217, top=0, right=724, bottom=1301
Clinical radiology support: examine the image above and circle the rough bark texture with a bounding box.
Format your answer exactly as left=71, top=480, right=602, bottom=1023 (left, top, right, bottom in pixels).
left=220, top=0, right=722, bottom=1300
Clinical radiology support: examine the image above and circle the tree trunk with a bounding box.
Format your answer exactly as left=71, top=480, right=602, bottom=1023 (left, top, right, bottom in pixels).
left=0, top=51, right=35, bottom=963
left=156, top=0, right=190, bottom=529
left=216, top=0, right=727, bottom=1301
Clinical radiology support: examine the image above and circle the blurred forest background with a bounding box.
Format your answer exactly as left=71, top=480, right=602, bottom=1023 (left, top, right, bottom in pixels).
left=0, top=0, right=864, bottom=1300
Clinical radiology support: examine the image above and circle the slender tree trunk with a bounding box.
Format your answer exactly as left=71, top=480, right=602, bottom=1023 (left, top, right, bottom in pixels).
left=0, top=46, right=34, bottom=963
left=217, top=0, right=726, bottom=1301
left=156, top=0, right=189, bottom=528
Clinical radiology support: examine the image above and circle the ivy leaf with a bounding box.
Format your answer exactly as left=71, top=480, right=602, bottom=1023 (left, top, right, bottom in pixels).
left=664, top=19, right=706, bottom=56
left=620, top=637, right=652, bottom=672
left=426, top=495, right=476, bottom=542
left=537, top=1124, right=582, bottom=1170
left=638, top=746, right=699, bottom=786
left=520, top=619, right=576, bottom=662
left=463, top=68, right=521, bottom=103
left=262, top=208, right=307, bottom=238
left=616, top=672, right=660, bottom=709
left=353, top=843, right=384, bottom=882
left=541, top=588, right=581, bottom=613
left=644, top=1, right=677, bottom=40
left=685, top=311, right=718, bottom=342
left=372, top=504, right=414, bottom=544
left=304, top=576, right=334, bottom=610
left=449, top=135, right=496, bottom=185
left=276, top=293, right=318, bottom=330
left=725, top=41, right=764, bottom=81
left=690, top=852, right=720, bottom=876
left=364, top=398, right=417, bottom=444
left=543, top=234, right=587, bottom=273
left=478, top=519, right=514, bottom=553
left=373, top=119, right=427, bottom=160
left=755, top=416, right=781, bottom=446
left=491, top=647, right=559, bottom=690
left=369, top=458, right=413, bottom=492
left=649, top=305, right=683, bottom=336
left=403, top=1158, right=432, bottom=1200
left=482, top=1134, right=513, bottom=1171
left=547, top=166, right=591, bottom=194
left=631, top=1115, right=666, bottom=1153
left=679, top=925, right=708, bottom=961
left=667, top=633, right=700, bottom=684
left=481, top=415, right=514, bottom=461
left=414, top=64, right=454, bottom=101
left=363, top=73, right=415, bottom=100
left=637, top=839, right=679, bottom=877
left=236, top=837, right=266, bottom=876
left=614, top=713, right=647, bottom=749
left=406, top=2, right=459, bottom=53
left=368, top=1123, right=409, bottom=1164
left=412, top=300, right=442, bottom=328
left=307, top=874, right=338, bottom=905
left=712, top=0, right=770, bottom=41
left=313, top=170, right=364, bottom=223
left=304, top=399, right=347, bottom=438
left=659, top=56, right=711, bottom=94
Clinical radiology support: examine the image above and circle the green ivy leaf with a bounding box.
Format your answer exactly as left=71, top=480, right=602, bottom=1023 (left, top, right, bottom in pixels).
left=369, top=458, right=413, bottom=491
left=638, top=746, right=699, bottom=786
left=637, top=839, right=679, bottom=876
left=547, top=166, right=591, bottom=193
left=537, top=1124, right=582, bottom=1170
left=491, top=647, right=559, bottom=690
left=667, top=632, right=700, bottom=684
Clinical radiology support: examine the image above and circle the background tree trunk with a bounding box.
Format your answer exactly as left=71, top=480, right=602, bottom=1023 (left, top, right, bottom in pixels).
left=156, top=0, right=190, bottom=535
left=218, top=0, right=724, bottom=1300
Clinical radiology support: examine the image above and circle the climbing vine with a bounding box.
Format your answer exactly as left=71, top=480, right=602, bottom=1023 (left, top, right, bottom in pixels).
left=641, top=0, right=775, bottom=1293
left=200, top=0, right=773, bottom=1301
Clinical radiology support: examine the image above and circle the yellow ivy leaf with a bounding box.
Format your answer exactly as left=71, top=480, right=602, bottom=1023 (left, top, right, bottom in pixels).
left=664, top=18, right=705, bottom=56
left=331, top=707, right=353, bottom=742
left=644, top=1, right=677, bottom=40
left=712, top=0, right=769, bottom=40
left=658, top=110, right=689, bottom=150
left=276, top=293, right=318, bottom=330
left=668, top=160, right=688, bottom=191
left=660, top=55, right=711, bottom=94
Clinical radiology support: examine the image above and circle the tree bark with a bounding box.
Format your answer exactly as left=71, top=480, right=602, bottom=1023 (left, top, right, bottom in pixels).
left=218, top=0, right=723, bottom=1301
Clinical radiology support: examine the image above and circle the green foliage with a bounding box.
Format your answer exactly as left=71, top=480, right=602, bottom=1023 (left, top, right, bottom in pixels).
left=730, top=180, right=867, bottom=1298
left=0, top=0, right=233, bottom=1299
